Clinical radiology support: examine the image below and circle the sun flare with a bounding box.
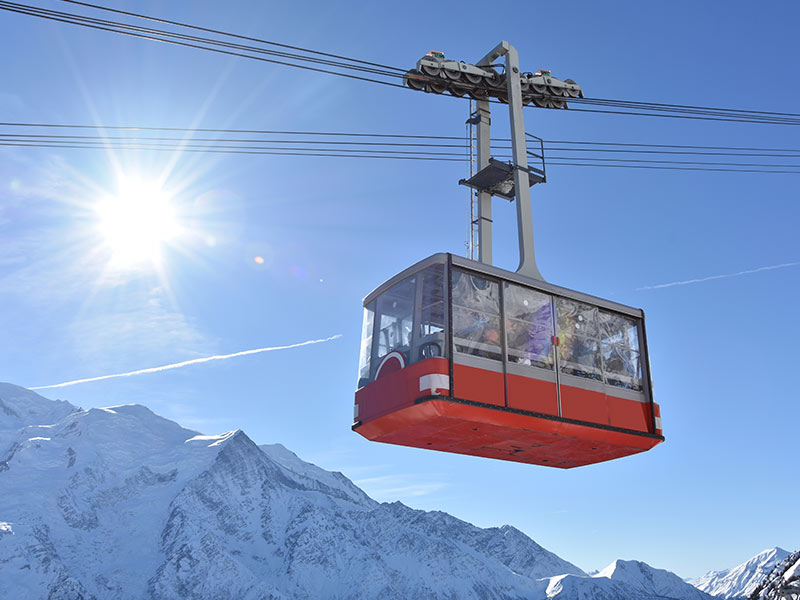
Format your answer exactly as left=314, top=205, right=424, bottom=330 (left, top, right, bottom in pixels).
left=96, top=177, right=180, bottom=267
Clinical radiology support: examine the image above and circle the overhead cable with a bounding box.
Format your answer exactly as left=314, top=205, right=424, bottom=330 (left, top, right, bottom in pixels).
left=2, top=1, right=799, bottom=126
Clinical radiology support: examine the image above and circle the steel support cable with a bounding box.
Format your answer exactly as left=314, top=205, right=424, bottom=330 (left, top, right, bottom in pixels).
left=397, top=77, right=800, bottom=123
left=7, top=3, right=800, bottom=125
left=571, top=104, right=800, bottom=125
left=60, top=0, right=407, bottom=74
left=0, top=141, right=465, bottom=161
left=0, top=3, right=407, bottom=89
left=536, top=136, right=800, bottom=153
left=477, top=152, right=800, bottom=173
left=7, top=133, right=799, bottom=164
left=541, top=155, right=800, bottom=169
left=566, top=97, right=800, bottom=124
left=7, top=130, right=800, bottom=158
left=564, top=106, right=800, bottom=126
left=546, top=161, right=800, bottom=174
left=11, top=4, right=795, bottom=124
left=401, top=88, right=800, bottom=125
left=0, top=2, right=406, bottom=79
left=0, top=122, right=466, bottom=140
left=0, top=139, right=468, bottom=156
left=5, top=140, right=800, bottom=173
left=484, top=155, right=800, bottom=173
left=0, top=133, right=473, bottom=149
left=6, top=140, right=800, bottom=173
left=570, top=95, right=800, bottom=120
left=570, top=99, right=800, bottom=121
left=3, top=123, right=799, bottom=156
left=535, top=148, right=800, bottom=158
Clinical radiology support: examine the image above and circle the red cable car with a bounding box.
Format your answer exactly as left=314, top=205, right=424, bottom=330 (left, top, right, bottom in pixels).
left=352, top=254, right=663, bottom=468
left=352, top=41, right=663, bottom=467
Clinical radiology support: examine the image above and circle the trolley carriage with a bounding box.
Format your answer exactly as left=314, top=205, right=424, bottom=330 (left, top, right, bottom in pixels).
left=353, top=41, right=663, bottom=467
left=352, top=254, right=663, bottom=468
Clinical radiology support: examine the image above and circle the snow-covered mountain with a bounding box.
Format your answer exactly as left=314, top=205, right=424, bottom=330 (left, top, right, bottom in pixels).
left=747, top=550, right=800, bottom=600
left=0, top=382, right=715, bottom=599
left=690, top=548, right=790, bottom=599
left=596, top=560, right=712, bottom=599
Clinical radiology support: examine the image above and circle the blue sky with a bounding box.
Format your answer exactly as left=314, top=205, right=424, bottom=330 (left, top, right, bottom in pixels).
left=1, top=0, right=799, bottom=579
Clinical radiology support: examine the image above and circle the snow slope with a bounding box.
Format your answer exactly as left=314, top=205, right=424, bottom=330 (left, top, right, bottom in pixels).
left=746, top=550, right=800, bottom=600
left=595, top=559, right=711, bottom=600
left=689, top=548, right=790, bottom=599
left=0, top=382, right=78, bottom=452
left=0, top=382, right=724, bottom=599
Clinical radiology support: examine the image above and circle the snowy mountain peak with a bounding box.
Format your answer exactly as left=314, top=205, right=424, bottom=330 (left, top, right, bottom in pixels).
left=185, top=429, right=240, bottom=446
left=596, top=558, right=714, bottom=599
left=748, top=549, right=800, bottom=600
left=690, top=547, right=791, bottom=599
left=0, top=382, right=78, bottom=430
left=259, top=442, right=375, bottom=507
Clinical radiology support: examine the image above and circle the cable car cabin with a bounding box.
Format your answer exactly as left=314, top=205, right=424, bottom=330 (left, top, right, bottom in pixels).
left=352, top=254, right=663, bottom=468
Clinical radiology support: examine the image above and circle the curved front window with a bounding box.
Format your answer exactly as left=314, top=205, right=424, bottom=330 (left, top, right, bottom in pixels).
left=375, top=275, right=415, bottom=363
left=357, top=301, right=375, bottom=386
left=357, top=263, right=447, bottom=387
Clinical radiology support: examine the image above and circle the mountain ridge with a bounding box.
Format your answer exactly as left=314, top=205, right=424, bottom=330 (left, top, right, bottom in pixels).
left=0, top=382, right=727, bottom=599
left=690, top=548, right=791, bottom=599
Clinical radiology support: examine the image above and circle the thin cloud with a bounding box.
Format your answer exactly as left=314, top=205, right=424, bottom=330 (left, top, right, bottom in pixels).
left=637, top=262, right=800, bottom=290
left=354, top=474, right=448, bottom=501
left=31, top=335, right=342, bottom=389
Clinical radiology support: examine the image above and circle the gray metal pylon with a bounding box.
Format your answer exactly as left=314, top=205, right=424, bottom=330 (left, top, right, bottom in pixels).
left=476, top=41, right=544, bottom=281
left=475, top=100, right=492, bottom=265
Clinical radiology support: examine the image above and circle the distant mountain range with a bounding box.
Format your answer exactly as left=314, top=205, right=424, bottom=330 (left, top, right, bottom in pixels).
left=0, top=382, right=789, bottom=599
left=689, top=548, right=796, bottom=600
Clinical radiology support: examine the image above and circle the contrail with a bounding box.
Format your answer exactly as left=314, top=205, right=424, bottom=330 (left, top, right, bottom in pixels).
left=637, top=262, right=800, bottom=290
left=31, top=334, right=343, bottom=390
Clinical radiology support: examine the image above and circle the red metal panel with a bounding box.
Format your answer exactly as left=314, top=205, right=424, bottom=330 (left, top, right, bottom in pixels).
left=560, top=384, right=609, bottom=426
left=354, top=399, right=662, bottom=469
left=506, top=372, right=558, bottom=416
left=354, top=359, right=663, bottom=468
left=607, top=394, right=651, bottom=433
left=355, top=358, right=448, bottom=424
left=453, top=363, right=505, bottom=407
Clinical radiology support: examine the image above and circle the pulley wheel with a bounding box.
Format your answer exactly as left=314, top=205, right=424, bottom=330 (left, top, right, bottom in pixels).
left=448, top=85, right=467, bottom=98
left=484, top=71, right=503, bottom=88
left=464, top=72, right=482, bottom=85
left=421, top=64, right=441, bottom=78
left=428, top=80, right=447, bottom=94
left=404, top=70, right=426, bottom=91
left=444, top=68, right=462, bottom=81
left=548, top=85, right=565, bottom=97
left=564, top=79, right=580, bottom=98
left=533, top=96, right=549, bottom=108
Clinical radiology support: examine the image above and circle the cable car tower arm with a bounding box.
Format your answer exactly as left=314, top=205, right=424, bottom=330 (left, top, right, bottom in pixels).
left=477, top=42, right=541, bottom=279
left=406, top=41, right=579, bottom=281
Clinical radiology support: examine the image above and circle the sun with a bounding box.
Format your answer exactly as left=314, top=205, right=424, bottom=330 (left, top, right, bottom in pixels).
left=95, top=177, right=180, bottom=267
